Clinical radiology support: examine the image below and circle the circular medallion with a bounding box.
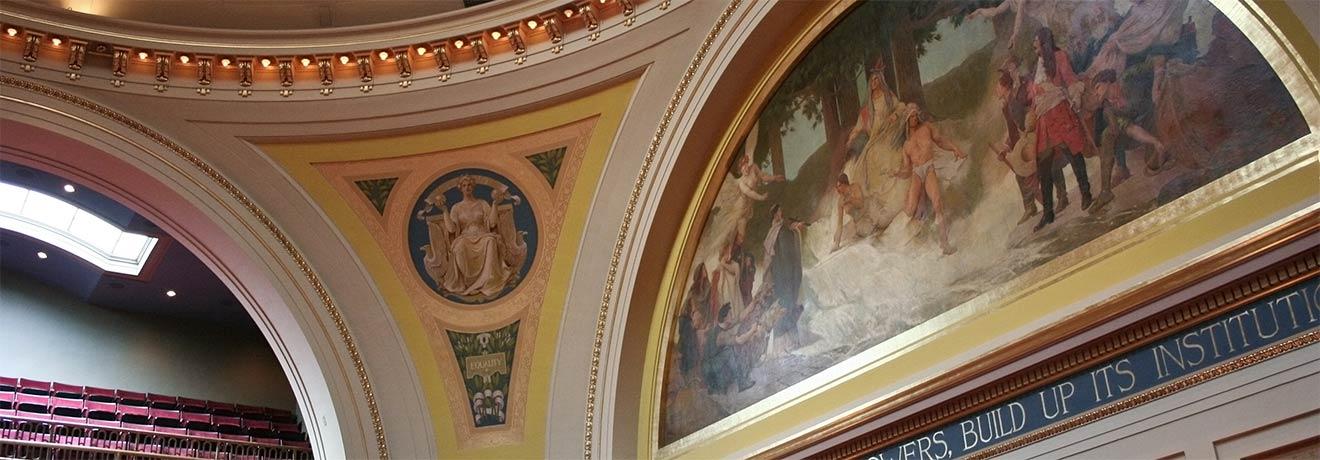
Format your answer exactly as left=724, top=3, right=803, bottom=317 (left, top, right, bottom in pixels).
left=408, top=168, right=537, bottom=305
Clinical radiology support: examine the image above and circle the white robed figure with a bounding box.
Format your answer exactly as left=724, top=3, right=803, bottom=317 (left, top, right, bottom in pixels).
left=417, top=175, right=529, bottom=301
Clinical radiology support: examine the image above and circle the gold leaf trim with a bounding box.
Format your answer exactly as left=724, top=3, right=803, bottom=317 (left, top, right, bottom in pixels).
left=582, top=0, right=743, bottom=457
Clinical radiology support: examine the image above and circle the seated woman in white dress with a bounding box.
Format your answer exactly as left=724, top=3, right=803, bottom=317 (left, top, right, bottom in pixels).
left=418, top=175, right=523, bottom=300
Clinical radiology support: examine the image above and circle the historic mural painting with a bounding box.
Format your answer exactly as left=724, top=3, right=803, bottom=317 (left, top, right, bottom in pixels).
left=660, top=0, right=1307, bottom=445
left=447, top=321, right=520, bottom=428
left=409, top=169, right=538, bottom=305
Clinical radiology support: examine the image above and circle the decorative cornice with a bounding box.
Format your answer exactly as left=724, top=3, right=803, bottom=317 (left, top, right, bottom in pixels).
left=0, top=0, right=662, bottom=100
left=0, top=74, right=390, bottom=459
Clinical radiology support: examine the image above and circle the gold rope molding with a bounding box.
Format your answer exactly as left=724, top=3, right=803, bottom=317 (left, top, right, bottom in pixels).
left=0, top=75, right=390, bottom=460
left=581, top=0, right=743, bottom=458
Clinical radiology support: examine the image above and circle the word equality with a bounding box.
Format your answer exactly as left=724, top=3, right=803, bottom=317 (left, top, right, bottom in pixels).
left=864, top=276, right=1319, bottom=460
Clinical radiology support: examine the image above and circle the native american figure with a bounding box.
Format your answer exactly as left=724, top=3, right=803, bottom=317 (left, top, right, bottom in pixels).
left=416, top=175, right=529, bottom=302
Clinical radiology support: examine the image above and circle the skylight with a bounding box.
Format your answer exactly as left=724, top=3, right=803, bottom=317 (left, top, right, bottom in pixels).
left=0, top=182, right=158, bottom=275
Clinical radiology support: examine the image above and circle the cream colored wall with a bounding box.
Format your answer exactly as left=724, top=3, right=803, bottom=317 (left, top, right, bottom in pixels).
left=0, top=270, right=297, bottom=410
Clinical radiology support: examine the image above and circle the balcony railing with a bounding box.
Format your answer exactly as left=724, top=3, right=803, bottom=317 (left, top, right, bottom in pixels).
left=0, top=415, right=311, bottom=460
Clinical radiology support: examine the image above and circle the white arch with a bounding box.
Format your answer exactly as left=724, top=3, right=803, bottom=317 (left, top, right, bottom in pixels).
left=0, top=80, right=389, bottom=459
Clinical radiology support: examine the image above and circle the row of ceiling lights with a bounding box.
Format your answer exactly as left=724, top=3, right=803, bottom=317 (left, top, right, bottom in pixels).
left=1, top=0, right=652, bottom=96
left=30, top=248, right=177, bottom=297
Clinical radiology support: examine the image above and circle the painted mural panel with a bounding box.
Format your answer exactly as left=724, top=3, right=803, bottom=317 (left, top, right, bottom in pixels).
left=660, top=0, right=1307, bottom=445
left=410, top=169, right=537, bottom=305
left=306, top=114, right=600, bottom=450
left=447, top=321, right=520, bottom=428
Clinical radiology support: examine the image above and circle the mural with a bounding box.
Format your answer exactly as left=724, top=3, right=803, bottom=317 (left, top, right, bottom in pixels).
left=660, top=0, right=1307, bottom=445
left=526, top=147, right=569, bottom=187
left=354, top=177, right=399, bottom=215
left=448, top=321, right=520, bottom=428
left=409, top=169, right=538, bottom=305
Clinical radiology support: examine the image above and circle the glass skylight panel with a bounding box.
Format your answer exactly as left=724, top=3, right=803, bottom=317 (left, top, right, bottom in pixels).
left=0, top=183, right=25, bottom=214
left=22, top=192, right=76, bottom=229
left=0, top=181, right=158, bottom=276
left=70, top=211, right=122, bottom=253
left=112, top=232, right=150, bottom=259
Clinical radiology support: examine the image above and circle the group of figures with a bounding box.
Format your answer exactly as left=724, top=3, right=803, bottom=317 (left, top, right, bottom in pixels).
left=662, top=0, right=1306, bottom=445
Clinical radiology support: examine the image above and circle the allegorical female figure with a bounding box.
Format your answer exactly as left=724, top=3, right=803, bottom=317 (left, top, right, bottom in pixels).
left=417, top=175, right=528, bottom=301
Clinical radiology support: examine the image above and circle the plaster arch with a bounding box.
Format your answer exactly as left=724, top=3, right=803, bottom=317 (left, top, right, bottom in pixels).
left=598, top=0, right=1319, bottom=458
left=0, top=80, right=420, bottom=459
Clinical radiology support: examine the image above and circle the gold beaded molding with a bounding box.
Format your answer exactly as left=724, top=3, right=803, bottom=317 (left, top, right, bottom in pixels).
left=0, top=75, right=390, bottom=460
left=582, top=0, right=742, bottom=457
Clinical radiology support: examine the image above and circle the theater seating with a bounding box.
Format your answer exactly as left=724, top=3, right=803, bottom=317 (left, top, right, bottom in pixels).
left=0, top=375, right=311, bottom=459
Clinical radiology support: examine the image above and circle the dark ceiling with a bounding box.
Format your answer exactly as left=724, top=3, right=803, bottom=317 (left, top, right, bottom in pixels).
left=0, top=161, right=257, bottom=329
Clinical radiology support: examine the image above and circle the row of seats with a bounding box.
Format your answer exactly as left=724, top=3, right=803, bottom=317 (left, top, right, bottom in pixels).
left=2, top=415, right=313, bottom=459
left=0, top=377, right=295, bottom=423
left=0, top=377, right=306, bottom=448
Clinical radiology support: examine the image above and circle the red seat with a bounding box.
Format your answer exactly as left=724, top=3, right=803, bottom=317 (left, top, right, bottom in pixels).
left=17, top=378, right=51, bottom=396
left=84, top=386, right=116, bottom=403
left=251, top=435, right=281, bottom=446
left=213, top=414, right=244, bottom=439
left=49, top=396, right=84, bottom=421
left=84, top=400, right=117, bottom=421
left=118, top=404, right=151, bottom=429
left=51, top=382, right=84, bottom=399
left=116, top=390, right=148, bottom=407
left=184, top=411, right=217, bottom=438
left=151, top=407, right=184, bottom=429
left=0, top=390, right=15, bottom=415
left=283, top=439, right=311, bottom=448
left=0, top=376, right=18, bottom=392
left=147, top=393, right=179, bottom=410
left=245, top=419, right=277, bottom=438
left=209, top=402, right=239, bottom=417
left=153, top=425, right=188, bottom=435
left=189, top=428, right=220, bottom=438
left=15, top=393, right=50, bottom=417
left=236, top=404, right=267, bottom=419
left=217, top=432, right=249, bottom=442
left=178, top=397, right=208, bottom=413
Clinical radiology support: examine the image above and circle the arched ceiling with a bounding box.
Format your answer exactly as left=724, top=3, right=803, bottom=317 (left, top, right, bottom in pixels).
left=1, top=1, right=1317, bottom=460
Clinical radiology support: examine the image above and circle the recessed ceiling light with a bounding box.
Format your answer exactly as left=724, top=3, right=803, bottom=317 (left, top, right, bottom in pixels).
left=63, top=184, right=75, bottom=193
left=166, top=290, right=177, bottom=297
left=36, top=251, right=47, bottom=259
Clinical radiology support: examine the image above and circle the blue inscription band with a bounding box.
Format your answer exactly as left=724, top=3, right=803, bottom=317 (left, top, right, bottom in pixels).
left=862, top=275, right=1319, bottom=460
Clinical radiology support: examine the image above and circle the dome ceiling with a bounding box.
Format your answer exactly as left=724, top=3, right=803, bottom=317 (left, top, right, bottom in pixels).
left=22, top=0, right=472, bottom=30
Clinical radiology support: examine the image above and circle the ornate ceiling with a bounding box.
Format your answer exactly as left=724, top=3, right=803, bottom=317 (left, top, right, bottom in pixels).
left=0, top=1, right=1316, bottom=460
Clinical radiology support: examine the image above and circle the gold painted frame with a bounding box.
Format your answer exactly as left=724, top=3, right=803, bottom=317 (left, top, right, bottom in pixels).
left=642, top=0, right=1319, bottom=457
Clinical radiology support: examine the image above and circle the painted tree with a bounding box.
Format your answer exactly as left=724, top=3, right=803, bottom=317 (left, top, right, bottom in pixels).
left=750, top=0, right=999, bottom=185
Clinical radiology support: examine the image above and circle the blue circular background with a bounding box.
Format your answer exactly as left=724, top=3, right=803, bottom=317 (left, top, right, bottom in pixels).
left=408, top=168, right=538, bottom=305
